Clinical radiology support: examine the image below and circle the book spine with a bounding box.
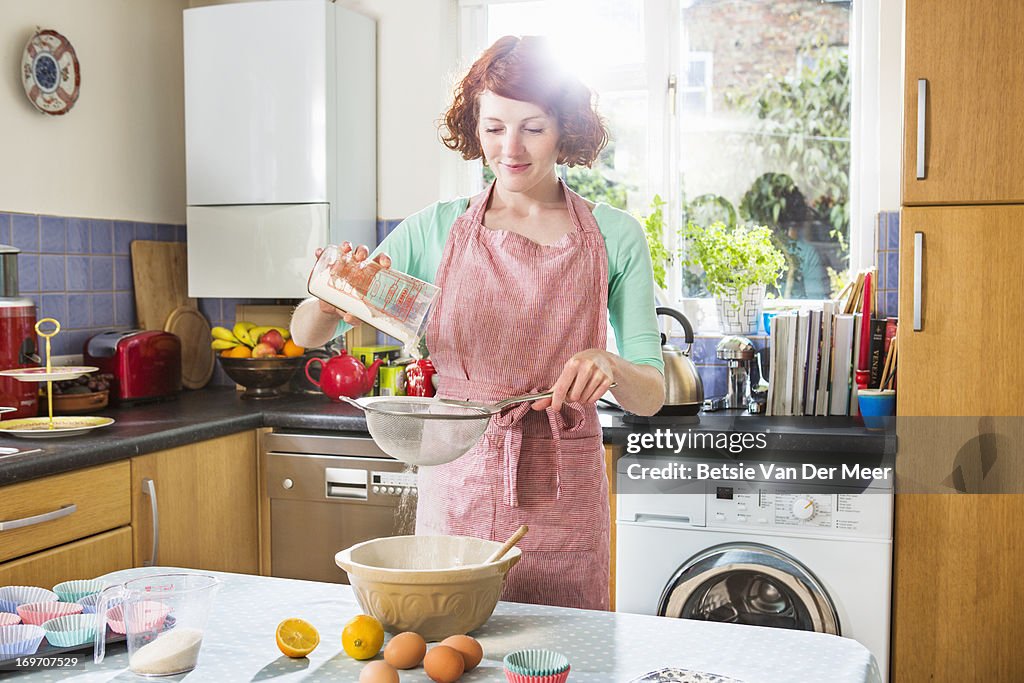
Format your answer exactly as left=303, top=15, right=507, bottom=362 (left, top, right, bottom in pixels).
left=867, top=318, right=888, bottom=388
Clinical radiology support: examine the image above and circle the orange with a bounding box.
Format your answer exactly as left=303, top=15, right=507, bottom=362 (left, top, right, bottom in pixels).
left=225, top=344, right=252, bottom=358
left=342, top=614, right=384, bottom=660
left=276, top=618, right=320, bottom=658
left=283, top=339, right=305, bottom=357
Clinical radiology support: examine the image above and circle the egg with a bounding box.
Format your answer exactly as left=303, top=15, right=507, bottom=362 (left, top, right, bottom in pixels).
left=384, top=631, right=427, bottom=669
left=423, top=644, right=464, bottom=683
left=359, top=660, right=400, bottom=683
left=439, top=635, right=482, bottom=671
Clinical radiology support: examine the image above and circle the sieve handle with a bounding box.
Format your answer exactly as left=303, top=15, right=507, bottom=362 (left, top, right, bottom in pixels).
left=337, top=395, right=367, bottom=411
left=492, top=382, right=618, bottom=411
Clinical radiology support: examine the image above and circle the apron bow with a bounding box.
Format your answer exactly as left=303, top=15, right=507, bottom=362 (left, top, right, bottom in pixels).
left=492, top=395, right=587, bottom=508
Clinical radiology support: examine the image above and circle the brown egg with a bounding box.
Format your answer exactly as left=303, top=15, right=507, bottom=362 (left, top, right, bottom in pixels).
left=439, top=635, right=483, bottom=671
left=384, top=631, right=427, bottom=669
left=423, top=645, right=465, bottom=683
left=359, top=660, right=400, bottom=683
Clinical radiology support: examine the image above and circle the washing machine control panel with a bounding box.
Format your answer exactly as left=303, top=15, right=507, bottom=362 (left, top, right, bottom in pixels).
left=706, top=482, right=890, bottom=538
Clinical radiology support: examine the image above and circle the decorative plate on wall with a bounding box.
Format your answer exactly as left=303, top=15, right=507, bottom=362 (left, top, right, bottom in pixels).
left=21, top=28, right=81, bottom=115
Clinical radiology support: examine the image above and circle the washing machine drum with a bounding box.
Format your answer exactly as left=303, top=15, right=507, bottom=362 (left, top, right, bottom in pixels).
left=657, top=542, right=840, bottom=635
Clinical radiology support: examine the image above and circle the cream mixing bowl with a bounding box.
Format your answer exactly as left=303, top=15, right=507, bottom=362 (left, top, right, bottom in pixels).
left=335, top=535, right=522, bottom=641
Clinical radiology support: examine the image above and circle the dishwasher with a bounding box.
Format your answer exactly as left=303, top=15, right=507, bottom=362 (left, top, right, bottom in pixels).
left=263, top=430, right=417, bottom=584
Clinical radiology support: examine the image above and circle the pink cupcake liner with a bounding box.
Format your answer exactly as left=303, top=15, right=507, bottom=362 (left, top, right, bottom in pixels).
left=504, top=667, right=571, bottom=683
left=16, top=601, right=83, bottom=626
left=0, top=624, right=46, bottom=658
left=106, top=601, right=171, bottom=635
left=0, top=613, right=22, bottom=626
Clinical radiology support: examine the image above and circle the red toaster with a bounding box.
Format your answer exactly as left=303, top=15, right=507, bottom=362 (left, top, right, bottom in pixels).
left=84, top=330, right=182, bottom=403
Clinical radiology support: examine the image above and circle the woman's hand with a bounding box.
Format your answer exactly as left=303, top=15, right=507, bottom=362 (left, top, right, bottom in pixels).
left=315, top=243, right=392, bottom=325
left=532, top=349, right=615, bottom=412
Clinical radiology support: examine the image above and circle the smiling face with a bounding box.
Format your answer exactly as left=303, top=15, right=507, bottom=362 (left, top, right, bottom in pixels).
left=477, top=91, right=561, bottom=197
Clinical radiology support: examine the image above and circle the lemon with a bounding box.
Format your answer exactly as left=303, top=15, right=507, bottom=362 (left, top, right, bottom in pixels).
left=276, top=618, right=320, bottom=658
left=342, top=614, right=385, bottom=660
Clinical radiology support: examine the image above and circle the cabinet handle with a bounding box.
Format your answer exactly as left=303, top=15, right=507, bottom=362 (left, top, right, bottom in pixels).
left=0, top=503, right=76, bottom=531
left=913, top=232, right=924, bottom=331
left=142, top=478, right=159, bottom=567
left=916, top=79, right=928, bottom=179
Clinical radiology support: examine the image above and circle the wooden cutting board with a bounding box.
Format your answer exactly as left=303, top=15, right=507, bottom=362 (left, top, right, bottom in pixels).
left=164, top=305, right=215, bottom=389
left=131, top=241, right=196, bottom=331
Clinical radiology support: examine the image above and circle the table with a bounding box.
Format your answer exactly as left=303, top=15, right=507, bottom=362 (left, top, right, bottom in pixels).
left=9, top=567, right=882, bottom=682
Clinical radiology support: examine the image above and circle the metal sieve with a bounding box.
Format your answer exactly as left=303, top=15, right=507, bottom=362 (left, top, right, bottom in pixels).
left=339, top=390, right=553, bottom=466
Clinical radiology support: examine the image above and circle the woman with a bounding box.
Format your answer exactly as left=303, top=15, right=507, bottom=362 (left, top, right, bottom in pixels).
left=292, top=36, right=664, bottom=610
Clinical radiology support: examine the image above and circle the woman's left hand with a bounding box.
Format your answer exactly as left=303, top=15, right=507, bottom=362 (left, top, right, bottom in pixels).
left=532, top=349, right=615, bottom=412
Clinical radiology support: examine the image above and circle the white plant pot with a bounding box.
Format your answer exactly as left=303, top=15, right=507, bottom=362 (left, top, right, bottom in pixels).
left=716, top=285, right=766, bottom=335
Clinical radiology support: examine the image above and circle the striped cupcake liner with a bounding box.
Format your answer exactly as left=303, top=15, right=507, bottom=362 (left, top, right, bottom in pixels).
left=0, top=586, right=58, bottom=614
left=504, top=649, right=571, bottom=680
left=106, top=601, right=171, bottom=635
left=0, top=625, right=45, bottom=658
left=16, top=601, right=84, bottom=626
left=42, top=614, right=97, bottom=648
left=53, top=579, right=105, bottom=603
left=76, top=593, right=122, bottom=615
left=0, top=613, right=22, bottom=626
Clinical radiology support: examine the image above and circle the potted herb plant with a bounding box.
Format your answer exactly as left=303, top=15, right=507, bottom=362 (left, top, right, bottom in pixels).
left=679, top=221, right=787, bottom=334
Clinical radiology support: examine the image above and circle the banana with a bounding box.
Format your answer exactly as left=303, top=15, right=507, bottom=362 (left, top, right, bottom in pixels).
left=211, top=326, right=238, bottom=343
left=211, top=339, right=240, bottom=350
left=233, top=322, right=255, bottom=347
left=248, top=326, right=271, bottom=342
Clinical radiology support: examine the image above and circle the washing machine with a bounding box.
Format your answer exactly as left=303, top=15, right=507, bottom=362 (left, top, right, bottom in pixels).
left=616, top=465, right=892, bottom=680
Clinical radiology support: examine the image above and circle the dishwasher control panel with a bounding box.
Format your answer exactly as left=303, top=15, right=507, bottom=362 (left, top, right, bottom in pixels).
left=372, top=471, right=417, bottom=496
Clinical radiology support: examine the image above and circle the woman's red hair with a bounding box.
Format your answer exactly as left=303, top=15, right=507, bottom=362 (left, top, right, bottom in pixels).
left=440, top=36, right=608, bottom=167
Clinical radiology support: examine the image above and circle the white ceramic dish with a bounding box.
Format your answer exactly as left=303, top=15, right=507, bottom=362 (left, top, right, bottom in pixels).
left=0, top=367, right=98, bottom=383
left=0, top=416, right=114, bottom=439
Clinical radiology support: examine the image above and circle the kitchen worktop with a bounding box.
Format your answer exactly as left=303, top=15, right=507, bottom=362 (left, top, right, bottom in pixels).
left=0, top=388, right=892, bottom=487
left=2, top=566, right=882, bottom=682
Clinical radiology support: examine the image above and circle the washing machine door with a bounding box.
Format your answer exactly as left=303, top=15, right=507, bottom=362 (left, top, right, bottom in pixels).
left=657, top=542, right=840, bottom=635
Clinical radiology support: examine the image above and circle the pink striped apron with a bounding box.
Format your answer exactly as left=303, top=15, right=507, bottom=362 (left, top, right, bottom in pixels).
left=415, top=180, right=610, bottom=611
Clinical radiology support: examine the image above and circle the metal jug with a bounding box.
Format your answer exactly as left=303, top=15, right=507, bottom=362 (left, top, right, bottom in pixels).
left=656, top=306, right=704, bottom=416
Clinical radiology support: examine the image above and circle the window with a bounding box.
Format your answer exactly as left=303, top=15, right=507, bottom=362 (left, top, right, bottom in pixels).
left=460, top=0, right=877, bottom=310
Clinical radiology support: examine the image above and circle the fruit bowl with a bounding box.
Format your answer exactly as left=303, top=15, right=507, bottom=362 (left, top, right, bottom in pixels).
left=335, top=535, right=521, bottom=641
left=218, top=356, right=305, bottom=399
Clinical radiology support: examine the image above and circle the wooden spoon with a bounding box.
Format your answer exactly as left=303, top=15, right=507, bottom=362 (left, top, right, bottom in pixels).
left=485, top=525, right=529, bottom=564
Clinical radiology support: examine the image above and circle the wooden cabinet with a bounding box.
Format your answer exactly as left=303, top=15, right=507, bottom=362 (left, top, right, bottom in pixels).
left=605, top=443, right=622, bottom=610
left=903, top=0, right=1024, bottom=205
left=895, top=4, right=1024, bottom=680
left=131, top=431, right=259, bottom=574
left=0, top=528, right=133, bottom=588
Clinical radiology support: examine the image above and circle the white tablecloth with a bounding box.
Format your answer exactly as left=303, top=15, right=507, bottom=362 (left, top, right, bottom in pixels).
left=9, top=567, right=881, bottom=682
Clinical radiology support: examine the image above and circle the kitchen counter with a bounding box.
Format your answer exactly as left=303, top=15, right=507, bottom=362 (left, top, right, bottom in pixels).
left=3, top=566, right=882, bottom=682
left=0, top=388, right=892, bottom=487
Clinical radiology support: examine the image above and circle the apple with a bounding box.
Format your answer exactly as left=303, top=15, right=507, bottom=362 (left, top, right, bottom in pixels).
left=252, top=342, right=277, bottom=358
left=259, top=329, right=286, bottom=353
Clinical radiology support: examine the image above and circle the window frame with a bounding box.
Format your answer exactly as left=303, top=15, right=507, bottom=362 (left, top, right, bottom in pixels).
left=457, top=0, right=887, bottom=309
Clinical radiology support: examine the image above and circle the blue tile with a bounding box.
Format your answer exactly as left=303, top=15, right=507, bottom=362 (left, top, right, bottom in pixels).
left=876, top=212, right=887, bottom=252
left=92, top=293, right=115, bottom=327
left=176, top=225, right=187, bottom=242
left=698, top=366, right=726, bottom=398
left=375, top=220, right=386, bottom=245
left=114, top=256, right=132, bottom=290
left=198, top=298, right=222, bottom=324
left=135, top=222, right=156, bottom=241
left=67, top=218, right=89, bottom=253
left=0, top=213, right=11, bottom=245
left=17, top=253, right=38, bottom=292
left=114, top=292, right=135, bottom=326
left=39, top=294, right=68, bottom=326
left=67, top=255, right=90, bottom=291
left=885, top=252, right=899, bottom=287
left=885, top=292, right=899, bottom=319
left=687, top=335, right=722, bottom=365
left=68, top=293, right=91, bottom=328
left=887, top=213, right=900, bottom=249
left=157, top=224, right=175, bottom=241
left=40, top=216, right=67, bottom=253
left=92, top=256, right=114, bottom=290
left=12, top=214, right=39, bottom=252
left=61, top=329, right=92, bottom=356
left=90, top=220, right=113, bottom=254
left=114, top=221, right=134, bottom=254
left=40, top=255, right=66, bottom=291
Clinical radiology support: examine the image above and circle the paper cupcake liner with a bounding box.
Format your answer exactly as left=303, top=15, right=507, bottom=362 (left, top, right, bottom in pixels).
left=53, top=579, right=105, bottom=603
left=0, top=613, right=22, bottom=626
left=77, top=593, right=122, bottom=615
left=504, top=666, right=571, bottom=683
left=0, top=586, right=58, bottom=614
left=0, top=625, right=45, bottom=658
left=42, top=614, right=97, bottom=648
left=106, top=601, right=171, bottom=635
left=504, top=649, right=571, bottom=677
left=16, top=601, right=84, bottom=626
